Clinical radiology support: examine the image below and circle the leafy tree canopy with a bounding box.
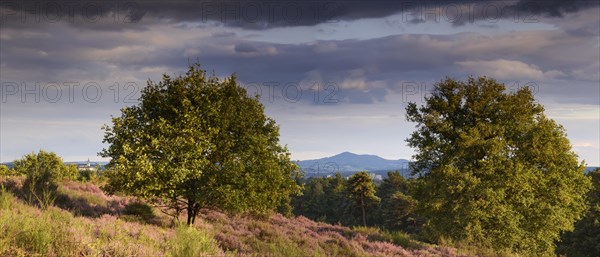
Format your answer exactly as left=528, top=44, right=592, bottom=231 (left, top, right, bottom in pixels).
left=557, top=168, right=600, bottom=257
left=406, top=77, right=591, bottom=255
left=100, top=64, right=302, bottom=225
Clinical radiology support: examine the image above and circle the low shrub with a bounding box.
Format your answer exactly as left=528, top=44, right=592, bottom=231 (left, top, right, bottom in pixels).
left=168, top=225, right=224, bottom=257
left=0, top=165, right=13, bottom=176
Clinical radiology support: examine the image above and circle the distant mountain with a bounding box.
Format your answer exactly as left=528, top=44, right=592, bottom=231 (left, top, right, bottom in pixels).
left=1, top=162, right=14, bottom=169
left=296, top=153, right=600, bottom=178
left=586, top=167, right=599, bottom=174
left=296, top=152, right=410, bottom=177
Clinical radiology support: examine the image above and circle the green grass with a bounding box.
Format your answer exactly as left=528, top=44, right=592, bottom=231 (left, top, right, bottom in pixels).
left=0, top=185, right=13, bottom=209
left=380, top=230, right=424, bottom=249
left=439, top=237, right=518, bottom=257
left=352, top=226, right=425, bottom=250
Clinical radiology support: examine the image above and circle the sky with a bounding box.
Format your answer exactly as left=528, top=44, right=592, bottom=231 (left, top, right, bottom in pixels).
left=0, top=0, right=599, bottom=166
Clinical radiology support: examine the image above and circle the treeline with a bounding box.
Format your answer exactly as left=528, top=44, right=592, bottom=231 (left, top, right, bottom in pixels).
left=557, top=168, right=600, bottom=257
left=291, top=171, right=420, bottom=233
left=291, top=168, right=600, bottom=257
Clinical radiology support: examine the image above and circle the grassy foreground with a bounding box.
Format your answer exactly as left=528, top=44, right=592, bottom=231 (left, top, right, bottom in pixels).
left=0, top=176, right=466, bottom=257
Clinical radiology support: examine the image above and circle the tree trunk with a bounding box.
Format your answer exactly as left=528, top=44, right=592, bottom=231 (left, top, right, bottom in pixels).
left=186, top=200, right=201, bottom=225
left=360, top=196, right=366, bottom=227
left=191, top=205, right=197, bottom=225
left=187, top=199, right=195, bottom=225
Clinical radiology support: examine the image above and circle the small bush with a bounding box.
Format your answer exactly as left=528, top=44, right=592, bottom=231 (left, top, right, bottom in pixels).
left=169, top=225, right=222, bottom=257
left=381, top=230, right=423, bottom=249
left=61, top=164, right=80, bottom=181
left=78, top=167, right=99, bottom=182
left=125, top=201, right=154, bottom=217
left=121, top=201, right=160, bottom=224
left=14, top=150, right=64, bottom=209
left=0, top=165, right=13, bottom=176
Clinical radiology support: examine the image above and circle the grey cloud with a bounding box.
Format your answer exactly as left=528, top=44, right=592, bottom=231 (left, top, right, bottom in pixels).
left=180, top=31, right=597, bottom=105
left=213, top=31, right=237, bottom=37
left=234, top=42, right=259, bottom=53
left=5, top=31, right=597, bottom=105
left=514, top=0, right=600, bottom=17
left=1, top=6, right=598, bottom=106
left=1, top=0, right=598, bottom=30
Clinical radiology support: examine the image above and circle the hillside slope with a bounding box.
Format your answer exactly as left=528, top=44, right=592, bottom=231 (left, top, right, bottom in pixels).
left=0, top=177, right=464, bottom=257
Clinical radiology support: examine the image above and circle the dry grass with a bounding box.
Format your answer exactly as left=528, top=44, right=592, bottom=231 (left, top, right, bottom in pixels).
left=1, top=176, right=471, bottom=257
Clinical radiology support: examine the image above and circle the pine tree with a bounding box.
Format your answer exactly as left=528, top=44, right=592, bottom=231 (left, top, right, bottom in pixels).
left=347, top=171, right=380, bottom=226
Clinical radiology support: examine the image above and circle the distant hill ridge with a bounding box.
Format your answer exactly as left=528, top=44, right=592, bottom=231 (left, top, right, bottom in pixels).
left=2, top=157, right=597, bottom=176
left=296, top=152, right=411, bottom=177
left=296, top=152, right=599, bottom=178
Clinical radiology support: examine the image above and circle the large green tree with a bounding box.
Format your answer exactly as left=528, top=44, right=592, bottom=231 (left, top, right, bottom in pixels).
left=405, top=77, right=591, bottom=255
left=557, top=168, right=600, bottom=257
left=100, top=64, right=301, bottom=225
left=347, top=171, right=380, bottom=227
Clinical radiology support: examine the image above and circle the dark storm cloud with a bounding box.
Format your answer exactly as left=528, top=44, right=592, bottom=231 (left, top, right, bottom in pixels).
left=1, top=0, right=598, bottom=29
